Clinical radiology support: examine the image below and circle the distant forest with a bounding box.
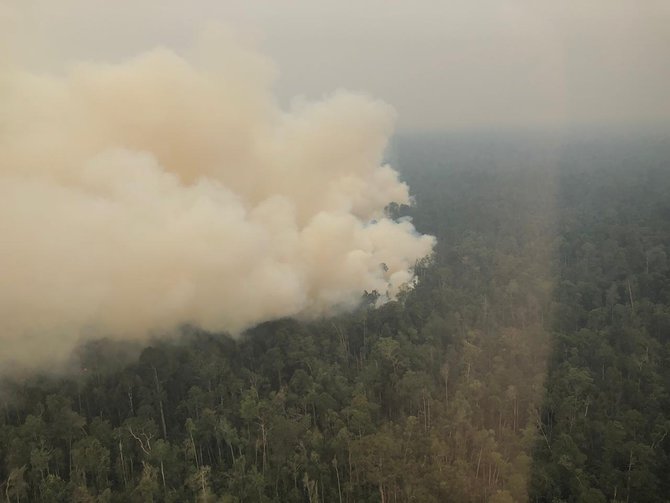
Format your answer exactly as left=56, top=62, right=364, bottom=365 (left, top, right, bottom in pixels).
left=2, top=132, right=670, bottom=502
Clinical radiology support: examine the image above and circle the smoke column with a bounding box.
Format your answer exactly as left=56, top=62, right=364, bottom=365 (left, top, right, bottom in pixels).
left=0, top=30, right=435, bottom=369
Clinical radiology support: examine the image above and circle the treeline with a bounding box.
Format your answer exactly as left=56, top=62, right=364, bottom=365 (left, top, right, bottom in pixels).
left=1, top=133, right=669, bottom=502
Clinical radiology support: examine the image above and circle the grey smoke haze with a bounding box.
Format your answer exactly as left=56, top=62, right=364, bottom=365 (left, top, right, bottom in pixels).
left=0, top=26, right=435, bottom=369
left=2, top=0, right=669, bottom=131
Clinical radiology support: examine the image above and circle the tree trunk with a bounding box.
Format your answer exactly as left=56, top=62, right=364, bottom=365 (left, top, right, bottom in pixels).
left=334, top=458, right=343, bottom=503
left=153, top=367, right=168, bottom=439
left=119, top=441, right=127, bottom=488
left=160, top=460, right=166, bottom=494
left=626, top=449, right=633, bottom=503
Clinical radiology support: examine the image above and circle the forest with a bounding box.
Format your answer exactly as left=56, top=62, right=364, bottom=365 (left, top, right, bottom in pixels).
left=1, top=132, right=670, bottom=502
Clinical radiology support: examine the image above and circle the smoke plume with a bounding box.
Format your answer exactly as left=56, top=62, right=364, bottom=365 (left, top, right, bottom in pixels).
left=0, top=32, right=434, bottom=369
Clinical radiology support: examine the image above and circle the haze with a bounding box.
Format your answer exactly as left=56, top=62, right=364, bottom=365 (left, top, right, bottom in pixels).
left=3, top=0, right=669, bottom=131
left=1, top=0, right=668, bottom=369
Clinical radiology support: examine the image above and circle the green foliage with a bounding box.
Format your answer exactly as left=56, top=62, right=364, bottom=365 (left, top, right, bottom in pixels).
left=2, top=133, right=669, bottom=502
left=529, top=145, right=670, bottom=502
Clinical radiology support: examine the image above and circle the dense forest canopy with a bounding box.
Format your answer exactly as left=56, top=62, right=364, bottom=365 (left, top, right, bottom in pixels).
left=2, top=131, right=670, bottom=502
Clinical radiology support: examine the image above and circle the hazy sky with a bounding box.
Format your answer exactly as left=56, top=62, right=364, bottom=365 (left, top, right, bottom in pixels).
left=2, top=0, right=669, bottom=131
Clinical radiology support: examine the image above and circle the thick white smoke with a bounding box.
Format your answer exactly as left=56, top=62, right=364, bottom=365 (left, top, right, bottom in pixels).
left=0, top=33, right=434, bottom=369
